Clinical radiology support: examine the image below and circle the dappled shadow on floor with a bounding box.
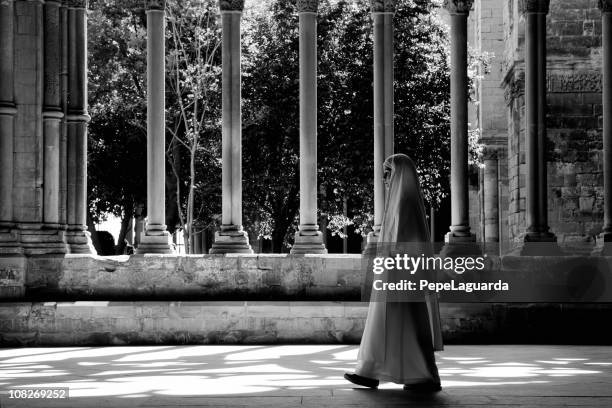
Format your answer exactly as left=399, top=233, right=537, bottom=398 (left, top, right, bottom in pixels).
left=0, top=345, right=610, bottom=407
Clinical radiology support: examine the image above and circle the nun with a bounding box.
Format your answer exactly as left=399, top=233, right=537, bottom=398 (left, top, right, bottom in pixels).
left=345, top=153, right=443, bottom=391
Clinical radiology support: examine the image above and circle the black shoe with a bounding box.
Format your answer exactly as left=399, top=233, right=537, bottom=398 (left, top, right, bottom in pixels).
left=402, top=381, right=442, bottom=392
left=344, top=373, right=379, bottom=389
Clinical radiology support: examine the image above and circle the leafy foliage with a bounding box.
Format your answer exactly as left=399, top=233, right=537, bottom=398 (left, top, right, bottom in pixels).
left=87, top=0, right=481, bottom=252
left=88, top=0, right=148, bottom=252
left=241, top=0, right=454, bottom=248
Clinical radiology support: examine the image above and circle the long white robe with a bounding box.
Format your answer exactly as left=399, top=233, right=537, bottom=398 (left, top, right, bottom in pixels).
left=356, top=154, right=442, bottom=384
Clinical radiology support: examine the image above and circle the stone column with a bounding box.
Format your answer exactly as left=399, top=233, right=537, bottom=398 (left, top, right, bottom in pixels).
left=444, top=0, right=475, bottom=244
left=210, top=0, right=253, bottom=254
left=43, top=0, right=63, bottom=229
left=0, top=0, right=20, bottom=254
left=291, top=0, right=326, bottom=254
left=520, top=0, right=556, bottom=249
left=483, top=147, right=500, bottom=244
left=366, top=0, right=395, bottom=247
left=136, top=0, right=173, bottom=254
left=65, top=0, right=94, bottom=253
left=598, top=0, right=612, bottom=253
left=59, top=1, right=69, bottom=228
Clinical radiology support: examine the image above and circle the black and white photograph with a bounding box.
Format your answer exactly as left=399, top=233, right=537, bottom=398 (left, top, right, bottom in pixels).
left=0, top=0, right=611, bottom=407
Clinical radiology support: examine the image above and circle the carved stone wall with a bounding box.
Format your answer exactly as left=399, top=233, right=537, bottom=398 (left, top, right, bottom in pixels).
left=501, top=0, right=603, bottom=252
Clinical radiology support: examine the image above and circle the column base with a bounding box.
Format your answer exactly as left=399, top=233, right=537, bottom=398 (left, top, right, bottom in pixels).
left=135, top=231, right=174, bottom=254
left=65, top=228, right=96, bottom=254
left=19, top=224, right=68, bottom=255
left=592, top=232, right=612, bottom=256
left=210, top=228, right=253, bottom=254
left=511, top=231, right=562, bottom=256
left=440, top=231, right=479, bottom=256
left=291, top=229, right=327, bottom=255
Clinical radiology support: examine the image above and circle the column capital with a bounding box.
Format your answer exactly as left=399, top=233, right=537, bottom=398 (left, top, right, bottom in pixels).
left=145, top=0, right=165, bottom=11
left=443, top=0, right=473, bottom=14
left=219, top=0, right=244, bottom=11
left=600, top=0, right=612, bottom=12
left=65, top=0, right=88, bottom=8
left=370, top=0, right=395, bottom=13
left=519, top=0, right=550, bottom=14
left=296, top=0, right=318, bottom=13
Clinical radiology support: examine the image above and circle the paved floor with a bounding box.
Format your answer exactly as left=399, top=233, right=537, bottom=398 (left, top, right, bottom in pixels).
left=0, top=345, right=610, bottom=407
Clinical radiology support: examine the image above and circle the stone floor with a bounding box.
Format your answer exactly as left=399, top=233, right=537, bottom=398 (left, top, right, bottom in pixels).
left=0, top=345, right=610, bottom=407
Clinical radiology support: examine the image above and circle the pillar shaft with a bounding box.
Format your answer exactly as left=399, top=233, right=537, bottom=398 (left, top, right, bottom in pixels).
left=65, top=0, right=94, bottom=253
left=137, top=0, right=172, bottom=254
left=444, top=0, right=475, bottom=243
left=0, top=0, right=16, bottom=228
left=291, top=0, right=326, bottom=254
left=601, top=6, right=612, bottom=235
left=146, top=8, right=165, bottom=231
left=483, top=149, right=499, bottom=243
left=521, top=0, right=556, bottom=244
left=210, top=0, right=252, bottom=254
left=536, top=12, right=548, bottom=232
left=43, top=0, right=63, bottom=226
left=220, top=12, right=242, bottom=228
left=524, top=11, right=538, bottom=233
left=596, top=1, right=612, bottom=252
left=299, top=11, right=317, bottom=228
left=369, top=1, right=395, bottom=245
left=59, top=2, right=69, bottom=226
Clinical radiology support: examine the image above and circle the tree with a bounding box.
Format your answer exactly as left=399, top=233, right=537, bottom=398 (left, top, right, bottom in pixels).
left=165, top=0, right=222, bottom=253
left=241, top=0, right=456, bottom=250
left=88, top=0, right=148, bottom=254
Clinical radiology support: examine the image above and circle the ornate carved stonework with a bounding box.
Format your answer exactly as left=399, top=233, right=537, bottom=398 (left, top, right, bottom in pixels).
left=443, top=0, right=473, bottom=14
left=599, top=0, right=612, bottom=12
left=519, top=0, right=549, bottom=14
left=296, top=0, right=318, bottom=13
left=145, top=0, right=165, bottom=10
left=65, top=0, right=88, bottom=8
left=547, top=72, right=602, bottom=93
left=219, top=0, right=244, bottom=11
left=370, top=0, right=395, bottom=13
left=504, top=71, right=524, bottom=104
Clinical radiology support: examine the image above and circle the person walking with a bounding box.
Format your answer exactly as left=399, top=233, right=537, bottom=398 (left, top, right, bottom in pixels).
left=345, top=153, right=443, bottom=391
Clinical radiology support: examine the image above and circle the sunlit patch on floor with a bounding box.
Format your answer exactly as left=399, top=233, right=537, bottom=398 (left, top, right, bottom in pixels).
left=0, top=345, right=607, bottom=403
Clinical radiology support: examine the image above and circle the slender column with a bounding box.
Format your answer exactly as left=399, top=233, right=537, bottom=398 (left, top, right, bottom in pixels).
left=366, top=0, right=395, bottom=247
left=0, top=0, right=20, bottom=254
left=59, top=1, right=69, bottom=227
left=598, top=1, right=612, bottom=252
left=136, top=0, right=172, bottom=254
left=444, top=0, right=475, bottom=243
left=210, top=0, right=252, bottom=254
left=520, top=0, right=556, bottom=246
left=483, top=147, right=500, bottom=244
left=65, top=0, right=94, bottom=253
left=291, top=0, right=326, bottom=254
left=0, top=0, right=16, bottom=226
left=43, top=0, right=63, bottom=228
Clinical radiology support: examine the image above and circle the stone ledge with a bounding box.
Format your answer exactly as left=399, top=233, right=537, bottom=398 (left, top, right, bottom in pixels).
left=1, top=301, right=611, bottom=346
left=3, top=253, right=612, bottom=302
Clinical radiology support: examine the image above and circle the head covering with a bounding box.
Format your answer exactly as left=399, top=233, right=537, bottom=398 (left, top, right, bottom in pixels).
left=379, top=154, right=430, bottom=250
